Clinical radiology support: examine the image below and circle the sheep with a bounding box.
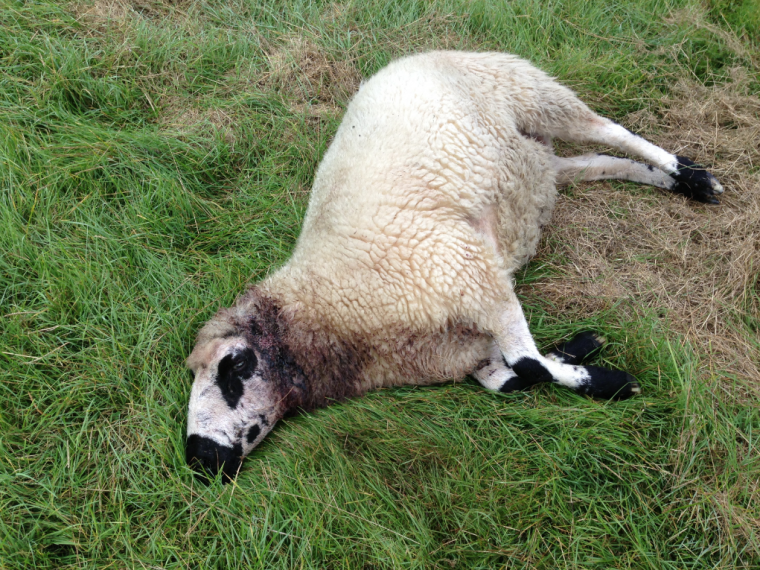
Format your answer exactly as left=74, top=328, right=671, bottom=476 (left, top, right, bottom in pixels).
left=184, top=51, right=723, bottom=483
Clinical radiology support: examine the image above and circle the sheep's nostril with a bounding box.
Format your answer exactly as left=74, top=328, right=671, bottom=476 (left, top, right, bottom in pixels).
left=185, top=434, right=242, bottom=484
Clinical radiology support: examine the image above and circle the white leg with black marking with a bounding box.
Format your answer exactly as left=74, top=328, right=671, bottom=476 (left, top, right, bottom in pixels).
left=552, top=119, right=678, bottom=173
left=475, top=331, right=609, bottom=393
left=552, top=154, right=674, bottom=189
left=485, top=292, right=639, bottom=399
left=549, top=118, right=723, bottom=203
left=522, top=86, right=724, bottom=202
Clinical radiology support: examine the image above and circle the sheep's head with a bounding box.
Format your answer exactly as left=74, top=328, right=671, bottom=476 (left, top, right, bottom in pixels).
left=185, top=301, right=305, bottom=484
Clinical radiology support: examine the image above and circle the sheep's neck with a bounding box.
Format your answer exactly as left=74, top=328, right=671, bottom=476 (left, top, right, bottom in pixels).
left=245, top=284, right=367, bottom=414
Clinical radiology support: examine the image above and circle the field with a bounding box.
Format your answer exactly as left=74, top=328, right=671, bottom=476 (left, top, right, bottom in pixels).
left=1, top=0, right=759, bottom=568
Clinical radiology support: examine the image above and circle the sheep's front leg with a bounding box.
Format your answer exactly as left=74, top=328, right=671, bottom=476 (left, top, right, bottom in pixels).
left=483, top=293, right=639, bottom=399
left=472, top=342, right=520, bottom=392
left=474, top=331, right=609, bottom=392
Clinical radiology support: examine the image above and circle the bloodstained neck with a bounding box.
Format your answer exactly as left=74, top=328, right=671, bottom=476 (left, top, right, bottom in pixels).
left=241, top=287, right=367, bottom=415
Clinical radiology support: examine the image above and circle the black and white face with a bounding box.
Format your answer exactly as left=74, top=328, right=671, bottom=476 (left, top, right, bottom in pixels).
left=185, top=336, right=280, bottom=484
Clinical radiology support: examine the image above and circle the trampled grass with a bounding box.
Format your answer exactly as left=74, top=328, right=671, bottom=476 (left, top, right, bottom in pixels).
left=1, top=0, right=758, bottom=568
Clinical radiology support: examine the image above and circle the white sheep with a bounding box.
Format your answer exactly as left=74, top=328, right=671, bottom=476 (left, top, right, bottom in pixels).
left=184, top=51, right=723, bottom=483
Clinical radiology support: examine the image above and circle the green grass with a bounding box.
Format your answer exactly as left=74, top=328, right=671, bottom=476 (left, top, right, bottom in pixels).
left=1, top=0, right=758, bottom=568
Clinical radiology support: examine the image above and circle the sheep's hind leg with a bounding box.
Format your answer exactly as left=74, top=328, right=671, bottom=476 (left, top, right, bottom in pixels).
left=474, top=331, right=606, bottom=392
left=525, top=89, right=723, bottom=203
left=552, top=154, right=675, bottom=189
left=552, top=119, right=723, bottom=203
left=484, top=293, right=639, bottom=399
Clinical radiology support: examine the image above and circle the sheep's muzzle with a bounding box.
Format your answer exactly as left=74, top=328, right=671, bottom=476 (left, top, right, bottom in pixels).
left=185, top=434, right=242, bottom=484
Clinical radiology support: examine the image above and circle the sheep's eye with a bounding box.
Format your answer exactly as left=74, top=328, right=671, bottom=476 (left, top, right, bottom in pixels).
left=221, top=348, right=257, bottom=378
left=232, top=356, right=247, bottom=371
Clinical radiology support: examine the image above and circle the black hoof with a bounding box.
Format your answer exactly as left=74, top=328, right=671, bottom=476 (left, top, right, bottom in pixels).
left=548, top=331, right=605, bottom=365
left=671, top=156, right=723, bottom=204
left=578, top=366, right=640, bottom=400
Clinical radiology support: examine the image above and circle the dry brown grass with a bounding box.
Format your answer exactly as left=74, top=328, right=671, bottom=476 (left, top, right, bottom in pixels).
left=525, top=70, right=760, bottom=395
left=71, top=0, right=145, bottom=27
left=160, top=96, right=237, bottom=144
left=261, top=36, right=362, bottom=116
left=72, top=0, right=191, bottom=21
left=71, top=0, right=197, bottom=36
left=73, top=0, right=132, bottom=22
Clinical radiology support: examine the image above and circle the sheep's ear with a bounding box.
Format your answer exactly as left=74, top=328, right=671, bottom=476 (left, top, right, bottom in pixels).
left=186, top=344, right=207, bottom=373
left=186, top=335, right=226, bottom=373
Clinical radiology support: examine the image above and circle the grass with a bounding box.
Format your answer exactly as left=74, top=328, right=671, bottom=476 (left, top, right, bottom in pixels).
left=1, top=0, right=758, bottom=568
